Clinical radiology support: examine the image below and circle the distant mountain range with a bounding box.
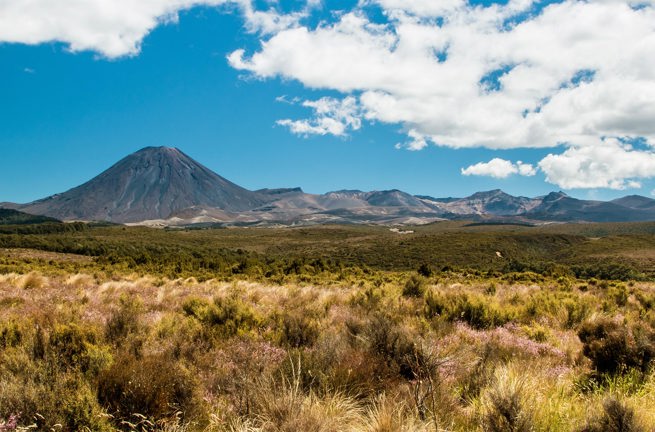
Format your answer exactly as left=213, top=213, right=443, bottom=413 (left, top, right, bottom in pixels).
left=3, top=146, right=655, bottom=226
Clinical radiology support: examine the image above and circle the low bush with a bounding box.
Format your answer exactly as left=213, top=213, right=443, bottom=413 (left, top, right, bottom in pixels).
left=365, top=313, right=419, bottom=380
left=97, top=353, right=201, bottom=424
left=578, top=318, right=655, bottom=375
left=402, top=275, right=426, bottom=297
left=182, top=296, right=259, bottom=338
left=277, top=312, right=320, bottom=348
left=579, top=397, right=644, bottom=432
left=417, top=263, right=433, bottom=278
left=425, top=292, right=511, bottom=329
left=105, top=294, right=142, bottom=343
left=562, top=298, right=592, bottom=329
left=49, top=323, right=101, bottom=372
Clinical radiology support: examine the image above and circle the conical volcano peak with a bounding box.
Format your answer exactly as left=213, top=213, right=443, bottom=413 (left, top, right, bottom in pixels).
left=120, top=146, right=202, bottom=174
left=134, top=146, right=182, bottom=156
left=127, top=146, right=190, bottom=165
left=19, top=147, right=264, bottom=223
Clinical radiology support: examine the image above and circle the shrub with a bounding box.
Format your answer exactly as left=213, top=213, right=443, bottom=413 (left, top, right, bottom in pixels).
left=579, top=398, right=644, bottom=432
left=97, top=353, right=200, bottom=424
left=403, top=275, right=426, bottom=297
left=365, top=313, right=418, bottom=380
left=182, top=296, right=259, bottom=338
left=0, top=359, right=112, bottom=431
left=609, top=285, right=629, bottom=308
left=59, top=379, right=113, bottom=432
left=0, top=321, right=22, bottom=348
left=417, top=263, right=433, bottom=278
left=424, top=292, right=510, bottom=329
left=485, top=283, right=497, bottom=296
left=578, top=318, right=655, bottom=375
left=49, top=323, right=100, bottom=372
left=563, top=298, right=591, bottom=329
left=105, top=294, right=142, bottom=343
left=278, top=313, right=320, bottom=348
left=350, top=285, right=384, bottom=310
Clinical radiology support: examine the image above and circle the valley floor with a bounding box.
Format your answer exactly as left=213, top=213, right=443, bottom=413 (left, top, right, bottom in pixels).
left=0, top=262, right=654, bottom=431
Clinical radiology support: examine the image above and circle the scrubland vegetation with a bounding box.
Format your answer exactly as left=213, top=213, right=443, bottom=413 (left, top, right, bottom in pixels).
left=0, top=222, right=654, bottom=431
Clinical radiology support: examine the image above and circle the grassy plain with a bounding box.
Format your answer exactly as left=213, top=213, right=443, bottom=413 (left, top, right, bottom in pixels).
left=0, top=221, right=654, bottom=431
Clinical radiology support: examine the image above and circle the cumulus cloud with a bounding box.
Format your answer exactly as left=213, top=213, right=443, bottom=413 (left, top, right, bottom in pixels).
left=276, top=96, right=362, bottom=136
left=517, top=161, right=537, bottom=177
left=0, top=0, right=217, bottom=57
left=367, top=0, right=466, bottom=17
left=461, top=158, right=536, bottom=179
left=0, top=0, right=306, bottom=58
left=241, top=3, right=307, bottom=35
left=229, top=1, right=655, bottom=189
left=395, top=130, right=429, bottom=151
left=5, top=0, right=655, bottom=190
left=539, top=138, right=655, bottom=189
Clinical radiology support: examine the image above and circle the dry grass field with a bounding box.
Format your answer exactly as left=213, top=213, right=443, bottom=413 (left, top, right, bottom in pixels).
left=1, top=222, right=655, bottom=431
left=0, top=262, right=654, bottom=431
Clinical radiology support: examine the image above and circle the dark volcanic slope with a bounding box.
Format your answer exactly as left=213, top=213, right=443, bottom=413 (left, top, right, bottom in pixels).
left=20, top=147, right=264, bottom=223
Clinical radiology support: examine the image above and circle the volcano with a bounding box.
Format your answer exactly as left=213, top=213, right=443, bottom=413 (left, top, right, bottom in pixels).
left=18, top=147, right=264, bottom=223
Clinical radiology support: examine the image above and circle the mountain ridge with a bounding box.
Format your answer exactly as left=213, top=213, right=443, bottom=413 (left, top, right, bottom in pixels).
left=4, top=147, right=655, bottom=226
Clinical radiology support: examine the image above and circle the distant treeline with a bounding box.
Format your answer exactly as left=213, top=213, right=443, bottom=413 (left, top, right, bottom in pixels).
left=0, top=208, right=61, bottom=226
left=0, top=222, right=88, bottom=235
left=0, top=222, right=652, bottom=281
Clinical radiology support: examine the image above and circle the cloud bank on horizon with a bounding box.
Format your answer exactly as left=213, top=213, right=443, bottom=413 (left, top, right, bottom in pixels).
left=2, top=0, right=655, bottom=190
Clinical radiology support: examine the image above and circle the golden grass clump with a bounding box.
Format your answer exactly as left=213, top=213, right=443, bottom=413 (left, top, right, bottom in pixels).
left=65, top=273, right=95, bottom=289
left=15, top=272, right=47, bottom=290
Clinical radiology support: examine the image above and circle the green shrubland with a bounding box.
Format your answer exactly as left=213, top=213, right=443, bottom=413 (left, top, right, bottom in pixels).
left=0, top=222, right=654, bottom=430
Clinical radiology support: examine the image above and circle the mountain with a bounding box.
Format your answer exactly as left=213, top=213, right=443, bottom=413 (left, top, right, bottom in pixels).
left=6, top=147, right=655, bottom=226
left=17, top=147, right=265, bottom=223
left=525, top=192, right=655, bottom=222
left=245, top=189, right=444, bottom=225
left=430, top=189, right=540, bottom=216
left=611, top=195, right=655, bottom=210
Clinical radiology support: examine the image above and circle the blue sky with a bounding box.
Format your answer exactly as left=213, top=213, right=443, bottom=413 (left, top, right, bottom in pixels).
left=2, top=0, right=655, bottom=203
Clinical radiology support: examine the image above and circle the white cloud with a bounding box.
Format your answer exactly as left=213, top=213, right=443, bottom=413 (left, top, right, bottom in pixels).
left=276, top=96, right=362, bottom=136
left=5, top=0, right=655, bottom=190
left=230, top=1, right=655, bottom=189
left=241, top=3, right=306, bottom=35
left=0, top=0, right=305, bottom=58
left=367, top=0, right=466, bottom=17
left=461, top=158, right=536, bottom=179
left=0, top=0, right=218, bottom=57
left=395, top=130, right=428, bottom=151
left=539, top=138, right=655, bottom=189
left=517, top=161, right=537, bottom=177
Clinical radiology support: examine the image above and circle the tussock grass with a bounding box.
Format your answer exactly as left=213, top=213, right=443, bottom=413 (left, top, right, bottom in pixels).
left=15, top=272, right=47, bottom=290
left=0, top=264, right=653, bottom=431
